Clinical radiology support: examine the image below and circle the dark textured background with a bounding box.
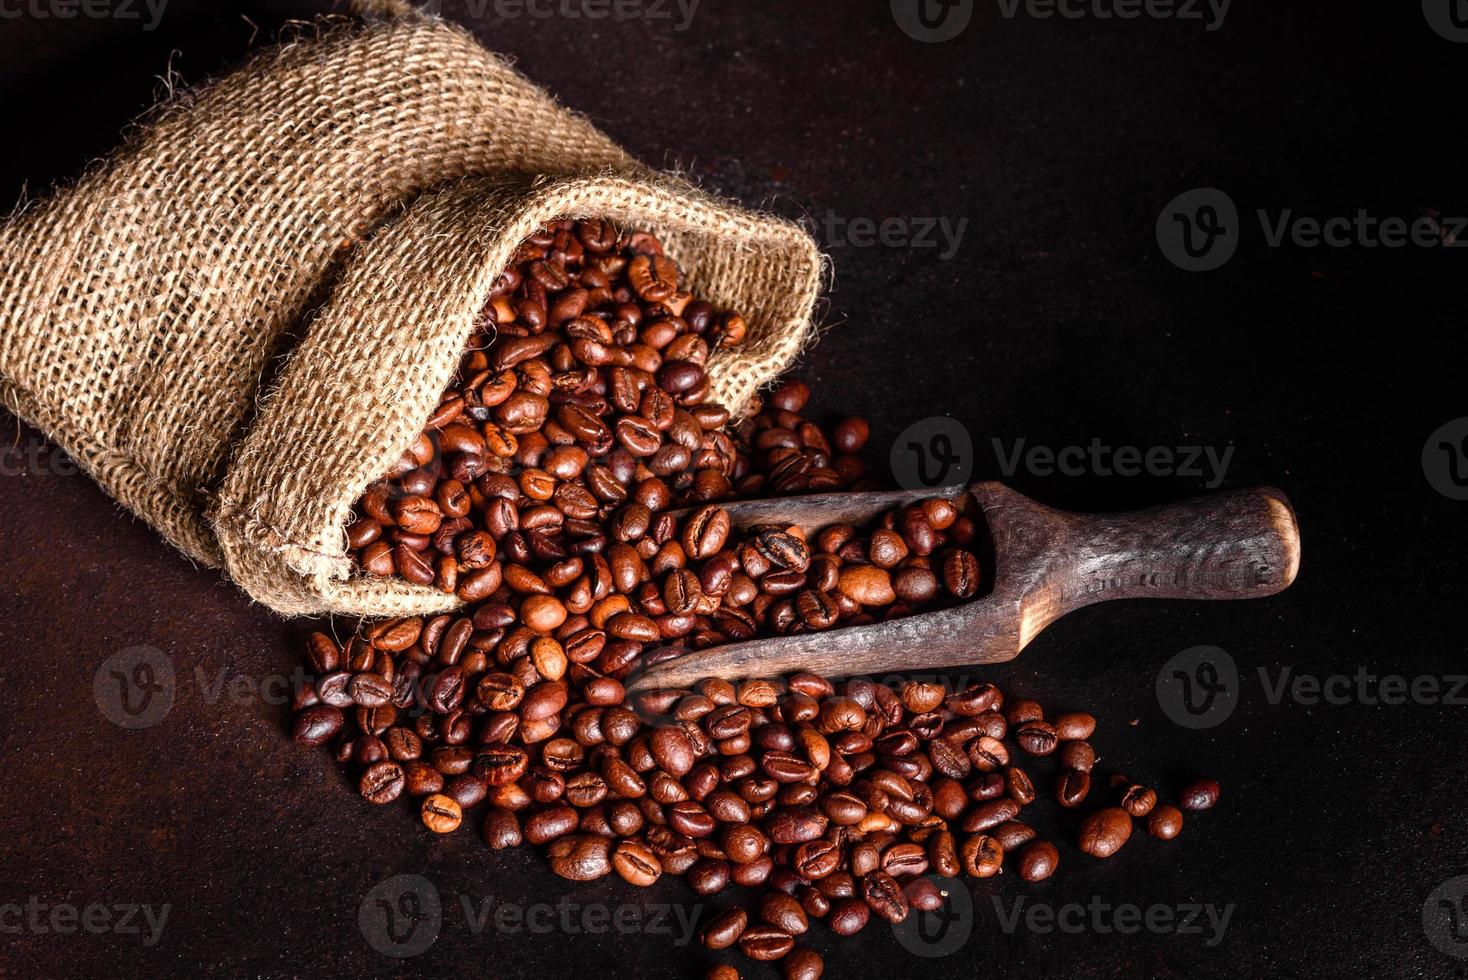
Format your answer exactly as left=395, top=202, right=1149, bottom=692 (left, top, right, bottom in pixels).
left=2, top=1, right=1466, bottom=977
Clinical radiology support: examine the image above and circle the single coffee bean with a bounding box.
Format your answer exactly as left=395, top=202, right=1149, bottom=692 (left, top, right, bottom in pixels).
left=1056, top=769, right=1091, bottom=808
left=359, top=761, right=405, bottom=804
left=960, top=834, right=1004, bottom=877
left=548, top=834, right=612, bottom=881
left=1148, top=804, right=1184, bottom=840
left=828, top=898, right=870, bottom=936
left=1179, top=777, right=1220, bottom=811
left=739, top=924, right=795, bottom=962
left=1078, top=807, right=1132, bottom=858
left=783, top=948, right=823, bottom=980
left=861, top=871, right=908, bottom=923
left=1058, top=740, right=1097, bottom=772
left=421, top=794, right=463, bottom=833
left=1014, top=720, right=1058, bottom=756
left=1121, top=784, right=1158, bottom=817
left=701, top=907, right=748, bottom=950
left=292, top=705, right=343, bottom=745
left=1017, top=840, right=1059, bottom=881
left=1053, top=712, right=1096, bottom=741
left=482, top=808, right=522, bottom=849
left=760, top=892, right=809, bottom=935
left=612, top=839, right=662, bottom=886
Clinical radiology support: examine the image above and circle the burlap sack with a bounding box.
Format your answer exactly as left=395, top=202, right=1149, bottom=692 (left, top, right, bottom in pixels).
left=0, top=8, right=823, bottom=617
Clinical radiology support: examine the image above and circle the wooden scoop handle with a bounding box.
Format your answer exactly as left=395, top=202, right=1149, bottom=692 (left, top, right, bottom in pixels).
left=1000, top=484, right=1301, bottom=646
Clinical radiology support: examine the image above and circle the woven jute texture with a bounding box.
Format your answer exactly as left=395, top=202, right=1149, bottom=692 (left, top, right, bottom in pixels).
left=0, top=11, right=824, bottom=616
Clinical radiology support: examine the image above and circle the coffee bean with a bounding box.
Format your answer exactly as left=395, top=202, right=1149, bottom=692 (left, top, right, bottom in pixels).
left=760, top=892, right=809, bottom=935
left=1121, top=784, right=1157, bottom=817
left=1017, top=840, right=1059, bottom=881
left=828, top=898, right=870, bottom=936
left=960, top=834, right=1004, bottom=877
left=421, top=794, right=463, bottom=833
left=1056, top=770, right=1091, bottom=808
left=1014, top=720, right=1058, bottom=756
left=860, top=871, right=908, bottom=923
left=1078, top=807, right=1132, bottom=858
left=1148, top=804, right=1184, bottom=840
left=548, top=834, right=612, bottom=881
left=1058, top=740, right=1096, bottom=772
left=360, top=761, right=405, bottom=804
left=1053, top=712, right=1096, bottom=741
left=613, top=839, right=662, bottom=886
left=1180, top=777, right=1220, bottom=811
left=783, top=948, right=823, bottom=980
left=292, top=705, right=343, bottom=745
left=738, top=924, right=795, bottom=961
left=483, top=808, right=522, bottom=849
left=701, top=907, right=748, bottom=950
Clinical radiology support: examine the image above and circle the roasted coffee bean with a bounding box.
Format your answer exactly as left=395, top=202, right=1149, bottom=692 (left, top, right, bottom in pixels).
left=483, top=808, right=522, bottom=849
left=738, top=924, right=795, bottom=961
left=1121, top=784, right=1158, bottom=817
left=1017, top=840, right=1059, bottom=881
left=783, top=947, right=824, bottom=980
left=701, top=907, right=748, bottom=950
left=860, top=871, right=908, bottom=923
left=1053, top=712, right=1096, bottom=741
left=828, top=898, right=870, bottom=936
left=760, top=892, right=809, bottom=935
left=421, top=794, right=463, bottom=833
left=1079, top=807, right=1133, bottom=858
left=1058, top=740, right=1097, bottom=772
left=292, top=705, right=343, bottom=745
left=1148, top=804, right=1184, bottom=840
left=613, top=839, right=662, bottom=886
left=548, top=834, right=612, bottom=881
left=1180, top=777, right=1220, bottom=811
left=1014, top=720, right=1058, bottom=756
left=360, top=761, right=405, bottom=804
left=1056, top=769, right=1091, bottom=808
left=961, top=834, right=1004, bottom=878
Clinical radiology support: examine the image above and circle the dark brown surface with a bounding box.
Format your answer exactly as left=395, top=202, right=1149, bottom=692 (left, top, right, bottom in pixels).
left=3, top=2, right=1467, bottom=979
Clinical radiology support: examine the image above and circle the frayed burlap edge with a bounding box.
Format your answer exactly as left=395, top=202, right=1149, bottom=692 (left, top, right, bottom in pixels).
left=210, top=172, right=823, bottom=618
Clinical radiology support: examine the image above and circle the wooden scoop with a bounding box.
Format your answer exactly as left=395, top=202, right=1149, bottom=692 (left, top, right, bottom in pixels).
left=625, top=481, right=1300, bottom=693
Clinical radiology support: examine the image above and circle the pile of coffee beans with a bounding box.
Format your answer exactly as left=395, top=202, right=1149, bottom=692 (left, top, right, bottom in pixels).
left=344, top=218, right=871, bottom=596
left=291, top=220, right=1220, bottom=979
